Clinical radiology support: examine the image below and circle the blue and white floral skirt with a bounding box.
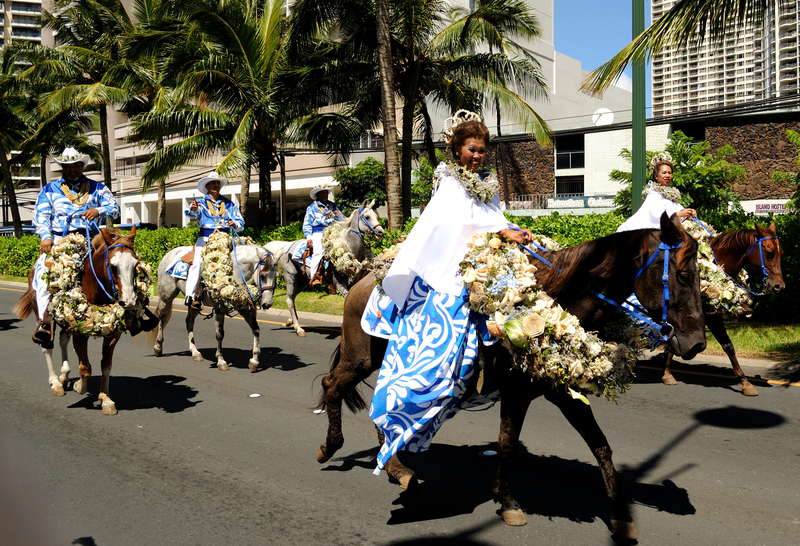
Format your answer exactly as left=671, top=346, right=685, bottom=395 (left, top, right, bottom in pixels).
left=365, top=277, right=496, bottom=474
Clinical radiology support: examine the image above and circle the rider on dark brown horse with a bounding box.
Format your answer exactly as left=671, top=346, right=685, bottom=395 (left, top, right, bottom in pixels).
left=30, top=147, right=120, bottom=347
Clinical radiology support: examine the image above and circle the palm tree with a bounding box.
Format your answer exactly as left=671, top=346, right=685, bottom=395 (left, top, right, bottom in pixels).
left=583, top=0, right=789, bottom=94
left=289, top=0, right=550, bottom=221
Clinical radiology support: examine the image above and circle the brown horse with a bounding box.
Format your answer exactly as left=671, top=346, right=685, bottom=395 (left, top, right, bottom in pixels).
left=315, top=213, right=706, bottom=540
left=661, top=223, right=784, bottom=395
left=13, top=228, right=143, bottom=415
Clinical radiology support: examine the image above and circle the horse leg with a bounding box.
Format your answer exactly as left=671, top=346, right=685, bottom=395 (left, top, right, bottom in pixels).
left=98, top=335, right=120, bottom=415
left=71, top=335, right=91, bottom=396
left=186, top=307, right=203, bottom=362
left=57, top=329, right=71, bottom=387
left=153, top=293, right=174, bottom=357
left=492, top=389, right=533, bottom=527
left=286, top=280, right=306, bottom=337
left=544, top=390, right=637, bottom=541
left=661, top=350, right=678, bottom=386
left=379, top=438, right=418, bottom=490
left=243, top=308, right=261, bottom=372
left=41, top=329, right=70, bottom=396
left=214, top=309, right=229, bottom=371
left=707, top=314, right=757, bottom=396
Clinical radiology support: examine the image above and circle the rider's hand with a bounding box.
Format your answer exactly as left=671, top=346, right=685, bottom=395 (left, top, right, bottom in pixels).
left=82, top=208, right=100, bottom=221
left=679, top=208, right=696, bottom=218
left=498, top=228, right=528, bottom=245
left=39, top=239, right=53, bottom=254
left=227, top=220, right=235, bottom=227
left=190, top=200, right=199, bottom=212
left=307, top=239, right=313, bottom=249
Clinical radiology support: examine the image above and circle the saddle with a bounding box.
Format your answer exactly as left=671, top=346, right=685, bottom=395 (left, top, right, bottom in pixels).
left=181, top=246, right=196, bottom=264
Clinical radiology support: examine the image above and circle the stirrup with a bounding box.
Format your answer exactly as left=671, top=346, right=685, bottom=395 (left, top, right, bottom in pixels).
left=33, top=323, right=54, bottom=348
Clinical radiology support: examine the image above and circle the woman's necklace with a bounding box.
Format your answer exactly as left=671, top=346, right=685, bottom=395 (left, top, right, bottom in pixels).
left=60, top=179, right=90, bottom=206
left=436, top=162, right=499, bottom=204
left=644, top=182, right=681, bottom=203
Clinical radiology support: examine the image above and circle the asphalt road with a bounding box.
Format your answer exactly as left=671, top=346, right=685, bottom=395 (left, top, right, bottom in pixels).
left=1, top=282, right=799, bottom=546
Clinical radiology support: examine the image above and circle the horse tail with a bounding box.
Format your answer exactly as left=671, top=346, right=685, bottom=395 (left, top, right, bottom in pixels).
left=145, top=301, right=172, bottom=347
left=12, top=289, right=35, bottom=320
left=316, top=342, right=369, bottom=414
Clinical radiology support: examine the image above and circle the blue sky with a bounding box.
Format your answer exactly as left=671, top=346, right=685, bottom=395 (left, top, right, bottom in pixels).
left=553, top=0, right=652, bottom=108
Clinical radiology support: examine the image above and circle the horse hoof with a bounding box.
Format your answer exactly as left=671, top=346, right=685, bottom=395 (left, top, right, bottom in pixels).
left=51, top=383, right=65, bottom=397
left=316, top=445, right=331, bottom=463
left=742, top=384, right=759, bottom=396
left=192, top=354, right=204, bottom=362
left=297, top=330, right=306, bottom=337
left=501, top=509, right=527, bottom=526
left=611, top=519, right=638, bottom=540
left=154, top=348, right=162, bottom=357
left=73, top=380, right=87, bottom=396
left=99, top=393, right=117, bottom=416
left=218, top=362, right=229, bottom=371
left=248, top=360, right=259, bottom=373
left=662, top=375, right=677, bottom=386
left=398, top=474, right=418, bottom=490
left=285, top=318, right=293, bottom=327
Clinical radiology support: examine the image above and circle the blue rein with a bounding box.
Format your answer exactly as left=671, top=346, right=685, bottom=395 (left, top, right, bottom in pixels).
left=230, top=230, right=273, bottom=304
left=349, top=207, right=380, bottom=237
left=75, top=218, right=126, bottom=302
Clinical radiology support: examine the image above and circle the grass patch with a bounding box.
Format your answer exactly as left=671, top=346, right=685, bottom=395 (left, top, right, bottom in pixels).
left=703, top=321, right=800, bottom=361
left=0, top=275, right=27, bottom=283
left=270, top=287, right=344, bottom=316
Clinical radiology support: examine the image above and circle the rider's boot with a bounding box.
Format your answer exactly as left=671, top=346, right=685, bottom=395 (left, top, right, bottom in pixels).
left=33, top=310, right=55, bottom=349
left=309, top=264, right=324, bottom=287
left=190, top=282, right=203, bottom=311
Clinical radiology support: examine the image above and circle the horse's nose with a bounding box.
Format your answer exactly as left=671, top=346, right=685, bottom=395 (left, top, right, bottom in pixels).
left=771, top=283, right=785, bottom=294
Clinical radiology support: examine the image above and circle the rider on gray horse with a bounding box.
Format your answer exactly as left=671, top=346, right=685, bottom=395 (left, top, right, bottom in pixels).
left=303, top=186, right=344, bottom=286
left=184, top=171, right=245, bottom=311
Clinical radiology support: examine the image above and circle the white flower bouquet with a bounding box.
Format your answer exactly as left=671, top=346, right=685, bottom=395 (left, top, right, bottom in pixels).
left=322, top=221, right=371, bottom=285
left=200, top=230, right=259, bottom=312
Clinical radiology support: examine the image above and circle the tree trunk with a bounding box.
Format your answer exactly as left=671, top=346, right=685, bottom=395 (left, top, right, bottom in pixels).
left=0, top=140, right=24, bottom=237
left=401, top=99, right=414, bottom=219
left=156, top=136, right=166, bottom=228
left=239, top=163, right=250, bottom=220
left=421, top=102, right=437, bottom=169
left=98, top=105, right=114, bottom=227
left=258, top=148, right=274, bottom=227
left=375, top=0, right=402, bottom=231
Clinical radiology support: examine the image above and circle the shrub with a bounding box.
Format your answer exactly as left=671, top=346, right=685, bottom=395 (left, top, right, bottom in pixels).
left=0, top=235, right=40, bottom=277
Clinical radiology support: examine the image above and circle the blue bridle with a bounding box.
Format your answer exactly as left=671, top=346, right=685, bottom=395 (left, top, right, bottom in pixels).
left=349, top=206, right=381, bottom=237
left=71, top=217, right=130, bottom=302
left=230, top=230, right=274, bottom=304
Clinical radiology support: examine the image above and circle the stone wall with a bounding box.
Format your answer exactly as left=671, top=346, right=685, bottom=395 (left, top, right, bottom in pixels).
left=486, top=141, right=554, bottom=201
left=706, top=113, right=800, bottom=200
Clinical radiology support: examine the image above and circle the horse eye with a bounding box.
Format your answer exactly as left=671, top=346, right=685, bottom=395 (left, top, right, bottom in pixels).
left=765, top=251, right=774, bottom=259
left=677, top=271, right=691, bottom=286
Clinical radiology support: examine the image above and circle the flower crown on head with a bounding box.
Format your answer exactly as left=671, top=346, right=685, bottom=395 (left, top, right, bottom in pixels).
left=649, top=152, right=673, bottom=175
left=442, top=110, right=482, bottom=143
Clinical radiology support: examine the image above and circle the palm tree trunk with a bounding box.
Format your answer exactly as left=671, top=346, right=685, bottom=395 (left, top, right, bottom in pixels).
left=401, top=100, right=414, bottom=219
left=99, top=105, right=113, bottom=190
left=0, top=140, right=24, bottom=237
left=421, top=103, right=437, bottom=169
left=239, top=163, right=250, bottom=220
left=156, top=136, right=166, bottom=228
left=258, top=148, right=273, bottom=226
left=375, top=0, right=402, bottom=231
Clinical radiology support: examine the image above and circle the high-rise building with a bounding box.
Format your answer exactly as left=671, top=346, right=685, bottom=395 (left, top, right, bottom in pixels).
left=1, top=1, right=48, bottom=50
left=754, top=1, right=800, bottom=101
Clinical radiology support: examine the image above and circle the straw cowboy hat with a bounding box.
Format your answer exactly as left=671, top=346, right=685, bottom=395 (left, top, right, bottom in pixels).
left=309, top=185, right=333, bottom=200
left=53, top=147, right=90, bottom=168
left=197, top=171, right=228, bottom=194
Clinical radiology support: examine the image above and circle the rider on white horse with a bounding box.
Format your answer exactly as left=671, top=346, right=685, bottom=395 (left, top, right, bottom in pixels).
left=184, top=171, right=245, bottom=310
left=303, top=186, right=344, bottom=286
left=31, top=147, right=120, bottom=346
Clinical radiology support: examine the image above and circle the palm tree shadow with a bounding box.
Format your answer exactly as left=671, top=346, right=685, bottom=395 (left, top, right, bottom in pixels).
left=66, top=374, right=199, bottom=413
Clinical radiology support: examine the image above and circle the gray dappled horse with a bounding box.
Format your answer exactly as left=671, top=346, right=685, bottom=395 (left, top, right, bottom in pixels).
left=152, top=242, right=277, bottom=372
left=278, top=199, right=384, bottom=336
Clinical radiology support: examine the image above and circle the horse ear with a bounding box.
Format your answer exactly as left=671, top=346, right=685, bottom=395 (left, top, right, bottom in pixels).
left=257, top=248, right=274, bottom=268
left=101, top=228, right=115, bottom=247
left=659, top=212, right=683, bottom=245
left=367, top=198, right=375, bottom=209
left=129, top=225, right=137, bottom=240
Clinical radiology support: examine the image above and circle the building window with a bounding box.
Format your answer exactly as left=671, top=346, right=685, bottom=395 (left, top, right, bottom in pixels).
left=555, top=134, right=584, bottom=170
left=556, top=176, right=584, bottom=196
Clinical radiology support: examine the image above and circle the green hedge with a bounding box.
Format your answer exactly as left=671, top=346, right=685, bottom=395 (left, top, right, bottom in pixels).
left=3, top=212, right=798, bottom=321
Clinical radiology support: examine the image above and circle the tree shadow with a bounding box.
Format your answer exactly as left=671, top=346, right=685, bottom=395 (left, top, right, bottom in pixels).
left=0, top=316, right=22, bottom=331
left=66, top=374, right=199, bottom=413
left=766, top=359, right=800, bottom=386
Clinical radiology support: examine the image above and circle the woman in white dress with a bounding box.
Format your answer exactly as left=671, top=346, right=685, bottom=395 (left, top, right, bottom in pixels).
left=364, top=111, right=531, bottom=474
left=617, top=154, right=696, bottom=232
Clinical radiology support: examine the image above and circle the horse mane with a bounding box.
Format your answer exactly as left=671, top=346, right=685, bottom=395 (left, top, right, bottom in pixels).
left=711, top=229, right=755, bottom=253
left=90, top=228, right=133, bottom=252
left=537, top=228, right=695, bottom=299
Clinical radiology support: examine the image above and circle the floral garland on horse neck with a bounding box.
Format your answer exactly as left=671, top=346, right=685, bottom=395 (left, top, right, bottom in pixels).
left=200, top=230, right=261, bottom=313
left=322, top=221, right=373, bottom=285
left=460, top=233, right=645, bottom=403
left=44, top=233, right=152, bottom=337
left=681, top=219, right=753, bottom=318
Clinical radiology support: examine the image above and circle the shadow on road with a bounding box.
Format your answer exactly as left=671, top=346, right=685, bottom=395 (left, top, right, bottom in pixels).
left=634, top=359, right=775, bottom=394
left=66, top=374, right=199, bottom=413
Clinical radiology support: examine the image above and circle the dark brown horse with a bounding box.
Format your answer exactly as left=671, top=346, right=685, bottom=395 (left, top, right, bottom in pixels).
left=661, top=223, right=784, bottom=395
left=315, top=213, right=706, bottom=540
left=13, top=228, right=142, bottom=415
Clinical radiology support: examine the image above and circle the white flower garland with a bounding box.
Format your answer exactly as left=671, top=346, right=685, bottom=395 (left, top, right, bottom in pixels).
left=436, top=162, right=499, bottom=204
left=460, top=233, right=645, bottom=402
left=681, top=220, right=753, bottom=318
left=200, top=230, right=260, bottom=312
left=643, top=181, right=682, bottom=204
left=43, top=233, right=153, bottom=337
left=322, top=221, right=372, bottom=285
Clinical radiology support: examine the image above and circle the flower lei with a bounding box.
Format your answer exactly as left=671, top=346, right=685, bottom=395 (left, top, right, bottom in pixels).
left=436, top=162, right=499, bottom=204
left=200, top=230, right=260, bottom=312
left=460, top=233, right=645, bottom=402
left=681, top=220, right=753, bottom=318
left=371, top=240, right=404, bottom=286
left=43, top=233, right=153, bottom=337
left=322, top=221, right=372, bottom=285
left=643, top=181, right=682, bottom=204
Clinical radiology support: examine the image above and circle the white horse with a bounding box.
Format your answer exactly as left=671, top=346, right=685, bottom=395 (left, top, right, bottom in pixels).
left=152, top=242, right=277, bottom=372
left=278, top=199, right=384, bottom=336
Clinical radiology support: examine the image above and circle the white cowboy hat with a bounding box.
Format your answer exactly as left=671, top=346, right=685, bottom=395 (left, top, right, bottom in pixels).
left=197, top=171, right=228, bottom=194
left=310, top=186, right=333, bottom=200
left=53, top=147, right=90, bottom=167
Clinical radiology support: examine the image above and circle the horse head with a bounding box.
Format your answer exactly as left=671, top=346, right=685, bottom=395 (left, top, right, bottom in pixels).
left=233, top=245, right=277, bottom=310
left=753, top=222, right=785, bottom=294
left=633, top=213, right=705, bottom=360
left=355, top=199, right=385, bottom=240
left=91, top=226, right=140, bottom=309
